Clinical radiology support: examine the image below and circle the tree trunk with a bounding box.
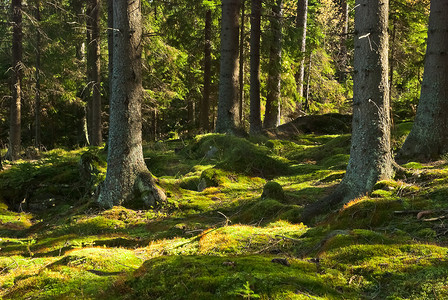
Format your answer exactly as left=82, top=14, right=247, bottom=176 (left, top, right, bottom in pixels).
left=398, top=0, right=448, bottom=161
left=86, top=0, right=102, bottom=146
left=302, top=0, right=393, bottom=222
left=238, top=0, right=245, bottom=124
left=7, top=0, right=22, bottom=161
left=34, top=0, right=41, bottom=149
left=216, top=0, right=241, bottom=134
left=200, top=9, right=212, bottom=132
left=249, top=0, right=262, bottom=134
left=295, top=0, right=308, bottom=102
left=337, top=0, right=349, bottom=82
left=98, top=0, right=166, bottom=209
left=264, top=0, right=283, bottom=129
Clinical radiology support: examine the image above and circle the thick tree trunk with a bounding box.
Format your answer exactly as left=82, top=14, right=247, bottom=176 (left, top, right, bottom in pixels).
left=302, top=0, right=393, bottom=222
left=7, top=0, right=22, bottom=161
left=264, top=0, right=283, bottom=129
left=295, top=0, right=308, bottom=101
left=200, top=9, right=212, bottom=132
left=398, top=0, right=448, bottom=161
left=249, top=0, right=262, bottom=134
left=216, top=0, right=241, bottom=134
left=86, top=0, right=102, bottom=146
left=98, top=0, right=166, bottom=209
left=34, top=0, right=41, bottom=148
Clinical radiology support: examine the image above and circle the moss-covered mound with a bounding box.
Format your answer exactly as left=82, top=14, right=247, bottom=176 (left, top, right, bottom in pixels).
left=183, top=134, right=290, bottom=178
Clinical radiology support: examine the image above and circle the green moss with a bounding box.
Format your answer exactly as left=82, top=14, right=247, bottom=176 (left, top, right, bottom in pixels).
left=115, top=255, right=354, bottom=300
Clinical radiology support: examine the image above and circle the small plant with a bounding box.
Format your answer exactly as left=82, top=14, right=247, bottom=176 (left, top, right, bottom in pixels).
left=233, top=281, right=260, bottom=299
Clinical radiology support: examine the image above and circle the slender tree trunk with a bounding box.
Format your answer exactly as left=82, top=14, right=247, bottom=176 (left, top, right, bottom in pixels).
left=238, top=0, right=245, bottom=124
left=34, top=0, right=41, bottom=149
left=398, top=0, right=448, bottom=161
left=249, top=0, right=262, bottom=134
left=304, top=53, right=312, bottom=112
left=302, top=0, right=393, bottom=222
left=98, top=0, right=166, bottom=208
left=7, top=0, right=22, bottom=161
left=86, top=0, right=102, bottom=146
left=264, top=0, right=283, bottom=129
left=216, top=0, right=241, bottom=134
left=338, top=0, right=349, bottom=82
left=201, top=9, right=212, bottom=132
left=295, top=0, right=308, bottom=102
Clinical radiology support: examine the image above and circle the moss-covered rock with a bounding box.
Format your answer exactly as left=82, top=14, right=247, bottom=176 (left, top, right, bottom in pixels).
left=261, top=181, right=285, bottom=201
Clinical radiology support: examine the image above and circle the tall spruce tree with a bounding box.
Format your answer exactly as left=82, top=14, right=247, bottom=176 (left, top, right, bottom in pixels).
left=398, top=0, right=448, bottom=161
left=98, top=0, right=166, bottom=208
left=216, top=0, right=241, bottom=134
left=302, top=0, right=393, bottom=222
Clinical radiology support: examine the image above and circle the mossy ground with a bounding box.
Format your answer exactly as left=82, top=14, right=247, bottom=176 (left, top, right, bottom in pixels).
left=1, top=121, right=448, bottom=299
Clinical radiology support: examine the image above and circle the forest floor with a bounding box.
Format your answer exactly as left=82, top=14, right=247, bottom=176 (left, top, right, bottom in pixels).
left=1, top=118, right=448, bottom=299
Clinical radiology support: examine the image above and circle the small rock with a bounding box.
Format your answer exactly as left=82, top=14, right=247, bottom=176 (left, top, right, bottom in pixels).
left=271, top=258, right=290, bottom=267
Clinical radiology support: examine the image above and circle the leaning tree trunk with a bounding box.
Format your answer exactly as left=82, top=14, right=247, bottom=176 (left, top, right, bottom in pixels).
left=264, top=0, right=283, bottom=129
left=216, top=0, right=241, bottom=134
left=295, top=0, right=308, bottom=102
left=7, top=0, right=22, bottom=161
left=249, top=0, right=262, bottom=134
left=98, top=0, right=166, bottom=208
left=302, top=0, right=393, bottom=222
left=86, top=0, right=102, bottom=146
left=200, top=9, right=212, bottom=132
left=398, top=0, right=448, bottom=161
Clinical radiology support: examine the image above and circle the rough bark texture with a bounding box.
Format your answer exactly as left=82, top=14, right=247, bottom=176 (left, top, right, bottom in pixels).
left=7, top=0, right=22, bottom=161
left=34, top=0, right=41, bottom=148
left=295, top=0, right=308, bottom=101
left=97, top=0, right=166, bottom=209
left=264, top=0, right=283, bottom=129
left=302, top=0, right=393, bottom=222
left=398, top=0, right=448, bottom=161
left=216, top=0, right=241, bottom=134
left=200, top=9, right=212, bottom=132
left=86, top=0, right=102, bottom=146
left=249, top=0, right=262, bottom=134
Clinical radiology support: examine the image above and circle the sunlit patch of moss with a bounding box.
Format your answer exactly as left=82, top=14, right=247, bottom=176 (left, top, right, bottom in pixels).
left=326, top=197, right=404, bottom=229
left=114, top=255, right=355, bottom=300
left=198, top=222, right=307, bottom=255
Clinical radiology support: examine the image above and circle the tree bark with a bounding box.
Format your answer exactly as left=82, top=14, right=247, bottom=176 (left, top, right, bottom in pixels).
left=295, top=0, right=308, bottom=102
left=200, top=9, right=212, bottom=132
left=216, top=0, right=241, bottom=134
left=302, top=0, right=393, bottom=222
left=34, top=0, right=41, bottom=149
left=86, top=0, right=102, bottom=146
left=238, top=0, right=245, bottom=124
left=398, top=0, right=448, bottom=161
left=337, top=0, right=349, bottom=82
left=264, top=0, right=283, bottom=129
left=98, top=0, right=166, bottom=209
left=249, top=0, right=262, bottom=134
left=7, top=0, right=22, bottom=161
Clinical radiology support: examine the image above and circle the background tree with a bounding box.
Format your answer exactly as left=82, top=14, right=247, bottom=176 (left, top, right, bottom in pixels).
left=295, top=0, right=308, bottom=103
left=86, top=0, right=102, bottom=146
left=249, top=0, right=262, bottom=134
left=302, top=0, right=393, bottom=221
left=98, top=0, right=166, bottom=208
left=7, top=0, right=22, bottom=160
left=397, top=0, right=448, bottom=160
left=216, top=0, right=242, bottom=134
left=200, top=9, right=212, bottom=132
